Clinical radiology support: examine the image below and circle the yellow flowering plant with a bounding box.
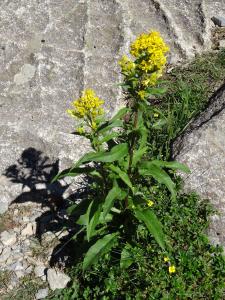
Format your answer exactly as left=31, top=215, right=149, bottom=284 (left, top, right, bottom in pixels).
left=53, top=31, right=190, bottom=271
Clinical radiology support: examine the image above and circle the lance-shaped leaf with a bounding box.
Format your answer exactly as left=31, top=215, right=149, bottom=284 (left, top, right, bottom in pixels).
left=51, top=166, right=99, bottom=182
left=102, top=181, right=126, bottom=219
left=98, top=132, right=120, bottom=145
left=74, top=143, right=129, bottom=167
left=97, top=120, right=123, bottom=134
left=135, top=208, right=165, bottom=250
left=132, top=147, right=148, bottom=168
left=150, top=160, right=190, bottom=173
left=83, top=233, right=119, bottom=271
left=110, top=107, right=130, bottom=122
left=76, top=200, right=102, bottom=241
left=109, top=165, right=133, bottom=193
left=139, top=162, right=176, bottom=199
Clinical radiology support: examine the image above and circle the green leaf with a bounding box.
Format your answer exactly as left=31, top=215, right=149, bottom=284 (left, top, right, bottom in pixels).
left=150, top=160, right=191, bottom=173
left=87, top=203, right=101, bottom=242
left=76, top=200, right=102, bottom=241
left=135, top=208, right=165, bottom=250
left=97, top=120, right=123, bottom=134
left=146, top=87, right=167, bottom=96
left=76, top=200, right=94, bottom=226
left=102, top=182, right=121, bottom=219
left=98, top=132, right=120, bottom=145
left=110, top=107, right=130, bottom=122
left=132, top=147, right=148, bottom=168
left=75, top=143, right=129, bottom=167
left=109, top=165, right=133, bottom=193
left=51, top=167, right=97, bottom=182
left=138, top=127, right=148, bottom=149
left=120, top=245, right=134, bottom=269
left=67, top=198, right=91, bottom=218
left=83, top=233, right=118, bottom=271
left=139, top=162, right=176, bottom=199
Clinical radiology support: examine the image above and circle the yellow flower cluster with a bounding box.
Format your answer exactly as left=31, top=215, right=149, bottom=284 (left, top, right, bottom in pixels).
left=131, top=31, right=169, bottom=88
left=67, top=89, right=104, bottom=128
left=119, top=55, right=135, bottom=74
left=130, top=31, right=169, bottom=70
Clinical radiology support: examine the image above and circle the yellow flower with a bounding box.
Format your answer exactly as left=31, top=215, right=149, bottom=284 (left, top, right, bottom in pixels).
left=164, top=257, right=169, bottom=262
left=147, top=200, right=154, bottom=207
left=142, top=70, right=162, bottom=87
left=130, top=31, right=169, bottom=61
left=153, top=113, right=159, bottom=118
left=67, top=89, right=104, bottom=123
left=119, top=55, right=135, bottom=73
left=169, top=265, right=176, bottom=274
left=137, top=90, right=146, bottom=100
left=130, top=31, right=169, bottom=86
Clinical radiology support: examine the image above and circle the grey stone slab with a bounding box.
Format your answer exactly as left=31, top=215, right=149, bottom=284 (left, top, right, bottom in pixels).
left=173, top=84, right=225, bottom=247
left=1, top=0, right=225, bottom=212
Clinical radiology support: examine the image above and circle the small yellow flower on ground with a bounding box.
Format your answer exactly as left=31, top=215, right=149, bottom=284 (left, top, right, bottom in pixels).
left=164, top=256, right=169, bottom=262
left=154, top=113, right=159, bottom=118
left=147, top=200, right=154, bottom=207
left=169, top=265, right=176, bottom=274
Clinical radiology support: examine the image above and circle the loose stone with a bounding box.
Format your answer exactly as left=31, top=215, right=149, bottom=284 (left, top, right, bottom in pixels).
left=212, top=16, right=225, bottom=27
left=0, top=230, right=17, bottom=246
left=47, top=268, right=71, bottom=291
left=0, top=247, right=11, bottom=263
left=34, top=265, right=47, bottom=281
left=219, top=40, right=225, bottom=48
left=35, top=288, right=49, bottom=299
left=21, top=222, right=36, bottom=236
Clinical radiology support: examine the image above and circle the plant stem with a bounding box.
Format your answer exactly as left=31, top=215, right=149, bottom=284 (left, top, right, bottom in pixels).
left=125, top=106, right=139, bottom=208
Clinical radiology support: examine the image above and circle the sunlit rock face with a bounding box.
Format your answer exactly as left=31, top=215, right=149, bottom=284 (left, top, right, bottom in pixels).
left=173, top=84, right=225, bottom=248
left=0, top=0, right=224, bottom=212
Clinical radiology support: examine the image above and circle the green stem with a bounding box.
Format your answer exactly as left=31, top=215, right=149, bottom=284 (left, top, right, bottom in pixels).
left=125, top=106, right=139, bottom=208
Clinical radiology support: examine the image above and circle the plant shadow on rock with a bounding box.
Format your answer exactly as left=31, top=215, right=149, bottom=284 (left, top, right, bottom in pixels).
left=3, top=147, right=90, bottom=267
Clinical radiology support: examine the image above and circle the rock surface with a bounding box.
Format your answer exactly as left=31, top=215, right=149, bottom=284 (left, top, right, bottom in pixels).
left=173, top=84, right=225, bottom=247
left=47, top=268, right=71, bottom=291
left=0, top=202, right=65, bottom=294
left=35, top=288, right=49, bottom=300
left=1, top=0, right=225, bottom=211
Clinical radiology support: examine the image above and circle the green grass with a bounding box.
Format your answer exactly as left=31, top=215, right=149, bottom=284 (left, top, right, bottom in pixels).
left=148, top=49, right=225, bottom=158
left=46, top=50, right=225, bottom=299
left=48, top=190, right=225, bottom=300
